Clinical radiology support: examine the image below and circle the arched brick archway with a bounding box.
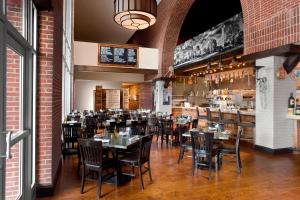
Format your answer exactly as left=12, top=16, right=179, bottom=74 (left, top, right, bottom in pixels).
left=129, top=0, right=300, bottom=77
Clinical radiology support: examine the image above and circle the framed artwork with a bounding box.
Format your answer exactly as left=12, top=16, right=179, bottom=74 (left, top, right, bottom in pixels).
left=163, top=88, right=171, bottom=105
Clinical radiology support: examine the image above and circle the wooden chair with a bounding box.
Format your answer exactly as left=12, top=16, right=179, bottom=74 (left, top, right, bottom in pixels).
left=217, top=109, right=235, bottom=128
left=177, top=119, right=199, bottom=163
left=61, top=123, right=81, bottom=159
left=206, top=108, right=219, bottom=125
left=119, top=135, right=154, bottom=189
left=191, top=131, right=217, bottom=179
left=147, top=116, right=158, bottom=135
left=236, top=110, right=255, bottom=141
left=116, top=121, right=126, bottom=132
left=161, top=119, right=173, bottom=146
left=218, top=126, right=242, bottom=173
left=84, top=116, right=97, bottom=138
left=78, top=139, right=114, bottom=198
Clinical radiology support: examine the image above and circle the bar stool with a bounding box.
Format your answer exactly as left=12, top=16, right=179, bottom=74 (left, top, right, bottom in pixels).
left=217, top=109, right=235, bottom=129
left=236, top=110, right=255, bottom=141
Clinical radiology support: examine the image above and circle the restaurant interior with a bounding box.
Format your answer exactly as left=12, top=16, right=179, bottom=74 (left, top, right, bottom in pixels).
left=2, top=0, right=300, bottom=199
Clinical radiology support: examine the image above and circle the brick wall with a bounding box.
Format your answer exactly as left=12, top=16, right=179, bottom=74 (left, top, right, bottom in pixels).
left=129, top=0, right=300, bottom=76
left=36, top=0, right=63, bottom=192
left=242, top=0, right=300, bottom=54
left=37, top=10, right=54, bottom=186
left=139, top=82, right=153, bottom=109
left=51, top=0, right=63, bottom=188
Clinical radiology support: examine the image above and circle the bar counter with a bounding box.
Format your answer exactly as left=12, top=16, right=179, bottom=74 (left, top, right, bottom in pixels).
left=286, top=114, right=300, bottom=150
left=172, top=106, right=255, bottom=140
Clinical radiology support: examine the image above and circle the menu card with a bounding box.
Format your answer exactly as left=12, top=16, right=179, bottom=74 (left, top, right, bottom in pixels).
left=99, top=45, right=137, bottom=66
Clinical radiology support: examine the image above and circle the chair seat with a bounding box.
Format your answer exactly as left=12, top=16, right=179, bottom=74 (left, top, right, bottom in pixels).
left=219, top=144, right=235, bottom=154
left=85, top=157, right=114, bottom=170
left=119, top=153, right=139, bottom=163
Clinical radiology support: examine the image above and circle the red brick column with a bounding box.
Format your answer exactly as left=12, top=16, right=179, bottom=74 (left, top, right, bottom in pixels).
left=139, top=82, right=153, bottom=110
left=37, top=10, right=54, bottom=186
left=36, top=0, right=63, bottom=195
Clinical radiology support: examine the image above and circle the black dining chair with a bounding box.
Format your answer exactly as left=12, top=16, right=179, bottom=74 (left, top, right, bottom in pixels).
left=78, top=139, right=114, bottom=198
left=119, top=134, right=153, bottom=189
left=147, top=116, right=158, bottom=136
left=206, top=108, right=219, bottom=125
left=236, top=110, right=255, bottom=141
left=137, top=120, right=147, bottom=135
left=177, top=119, right=199, bottom=163
left=61, top=123, right=81, bottom=159
left=191, top=131, right=217, bottom=179
left=217, top=109, right=235, bottom=128
left=161, top=119, right=174, bottom=146
left=116, top=121, right=126, bottom=131
left=84, top=116, right=97, bottom=138
left=218, top=126, right=242, bottom=173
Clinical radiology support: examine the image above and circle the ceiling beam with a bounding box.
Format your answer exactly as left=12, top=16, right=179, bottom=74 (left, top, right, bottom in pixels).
left=75, top=65, right=158, bottom=75
left=241, top=44, right=300, bottom=61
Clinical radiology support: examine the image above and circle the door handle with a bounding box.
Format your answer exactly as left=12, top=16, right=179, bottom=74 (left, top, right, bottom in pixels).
left=0, top=131, right=12, bottom=159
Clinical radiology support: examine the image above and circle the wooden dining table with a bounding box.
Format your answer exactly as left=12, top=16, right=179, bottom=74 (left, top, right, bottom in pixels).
left=94, top=133, right=144, bottom=185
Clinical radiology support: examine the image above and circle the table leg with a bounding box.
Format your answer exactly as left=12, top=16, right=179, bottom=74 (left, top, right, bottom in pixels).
left=112, top=148, right=118, bottom=187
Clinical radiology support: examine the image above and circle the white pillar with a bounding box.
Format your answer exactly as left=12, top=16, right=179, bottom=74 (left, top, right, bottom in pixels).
left=255, top=56, right=296, bottom=150
left=154, top=81, right=172, bottom=114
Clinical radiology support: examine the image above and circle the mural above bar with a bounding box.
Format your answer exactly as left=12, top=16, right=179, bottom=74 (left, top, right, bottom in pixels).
left=174, top=13, right=243, bottom=68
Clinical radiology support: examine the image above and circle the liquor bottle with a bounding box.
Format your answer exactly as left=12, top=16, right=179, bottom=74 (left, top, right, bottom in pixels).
left=288, top=92, right=295, bottom=108
left=295, top=99, right=300, bottom=115
left=288, top=92, right=295, bottom=115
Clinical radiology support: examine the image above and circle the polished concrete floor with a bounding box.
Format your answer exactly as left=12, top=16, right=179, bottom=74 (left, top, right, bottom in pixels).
left=39, top=140, right=300, bottom=200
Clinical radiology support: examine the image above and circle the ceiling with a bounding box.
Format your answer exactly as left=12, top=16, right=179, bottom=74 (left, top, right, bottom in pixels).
left=178, top=0, right=241, bottom=44
left=74, top=0, right=161, bottom=44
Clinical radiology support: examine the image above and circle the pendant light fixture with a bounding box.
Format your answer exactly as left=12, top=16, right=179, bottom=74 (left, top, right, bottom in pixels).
left=114, top=0, right=157, bottom=30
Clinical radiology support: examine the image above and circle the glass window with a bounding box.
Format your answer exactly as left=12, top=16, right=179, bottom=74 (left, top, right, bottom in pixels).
left=6, top=0, right=25, bottom=36
left=5, top=46, right=23, bottom=200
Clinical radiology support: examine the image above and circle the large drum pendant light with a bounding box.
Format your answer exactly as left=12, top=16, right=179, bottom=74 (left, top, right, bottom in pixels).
left=114, top=0, right=157, bottom=30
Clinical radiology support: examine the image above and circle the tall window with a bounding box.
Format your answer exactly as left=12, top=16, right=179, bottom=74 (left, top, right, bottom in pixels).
left=62, top=0, right=73, bottom=120
left=0, top=0, right=37, bottom=199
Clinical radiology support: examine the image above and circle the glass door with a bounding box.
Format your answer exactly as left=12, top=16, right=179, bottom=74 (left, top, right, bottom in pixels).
left=0, top=1, right=36, bottom=200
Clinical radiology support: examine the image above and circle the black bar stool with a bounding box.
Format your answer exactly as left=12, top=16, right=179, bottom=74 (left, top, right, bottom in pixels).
left=236, top=110, right=255, bottom=141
